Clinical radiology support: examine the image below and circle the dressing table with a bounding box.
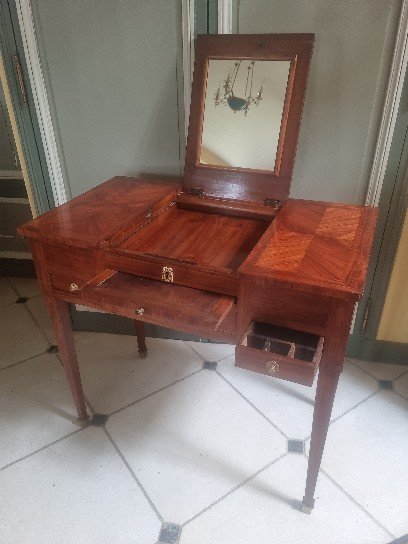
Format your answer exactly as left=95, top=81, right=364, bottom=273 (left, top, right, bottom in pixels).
left=18, top=34, right=378, bottom=513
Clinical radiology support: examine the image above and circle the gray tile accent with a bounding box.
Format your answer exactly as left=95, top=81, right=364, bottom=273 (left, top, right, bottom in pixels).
left=287, top=439, right=304, bottom=454
left=202, top=361, right=217, bottom=370
left=15, top=297, right=28, bottom=304
left=378, top=379, right=394, bottom=390
left=89, top=413, right=109, bottom=427
left=158, top=522, right=182, bottom=543
left=388, top=535, right=408, bottom=544
left=47, top=345, right=59, bottom=354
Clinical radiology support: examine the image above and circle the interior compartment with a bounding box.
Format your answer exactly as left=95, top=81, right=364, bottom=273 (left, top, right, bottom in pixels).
left=242, top=322, right=322, bottom=362
left=236, top=320, right=324, bottom=386
left=115, top=203, right=270, bottom=271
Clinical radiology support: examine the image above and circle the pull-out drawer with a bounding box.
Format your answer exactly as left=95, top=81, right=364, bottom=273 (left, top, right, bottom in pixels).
left=235, top=321, right=324, bottom=386
left=79, top=271, right=236, bottom=338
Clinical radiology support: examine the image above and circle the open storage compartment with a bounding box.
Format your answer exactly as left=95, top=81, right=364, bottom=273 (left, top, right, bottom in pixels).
left=235, top=321, right=324, bottom=386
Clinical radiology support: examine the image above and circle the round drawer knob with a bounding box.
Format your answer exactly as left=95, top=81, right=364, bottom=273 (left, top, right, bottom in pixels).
left=135, top=307, right=145, bottom=316
left=266, top=361, right=279, bottom=374
left=69, top=283, right=79, bottom=292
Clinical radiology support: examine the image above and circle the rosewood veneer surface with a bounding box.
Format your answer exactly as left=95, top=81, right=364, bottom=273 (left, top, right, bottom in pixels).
left=240, top=199, right=378, bottom=299
left=18, top=176, right=178, bottom=248
left=117, top=205, right=269, bottom=270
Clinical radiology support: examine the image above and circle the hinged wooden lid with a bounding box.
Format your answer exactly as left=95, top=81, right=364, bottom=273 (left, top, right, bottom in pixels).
left=183, top=34, right=314, bottom=204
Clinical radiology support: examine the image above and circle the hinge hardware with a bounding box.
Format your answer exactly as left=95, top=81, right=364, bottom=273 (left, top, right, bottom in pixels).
left=361, top=298, right=371, bottom=335
left=188, top=188, right=204, bottom=197
left=264, top=198, right=281, bottom=208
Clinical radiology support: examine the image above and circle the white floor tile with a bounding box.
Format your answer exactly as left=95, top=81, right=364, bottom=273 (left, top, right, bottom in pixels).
left=0, top=277, right=17, bottom=306
left=26, top=295, right=94, bottom=344
left=348, top=357, right=408, bottom=380
left=218, top=357, right=378, bottom=438
left=187, top=340, right=235, bottom=362
left=0, top=303, right=48, bottom=368
left=315, top=391, right=408, bottom=537
left=0, top=353, right=82, bottom=467
left=179, top=455, right=390, bottom=544
left=394, top=371, right=408, bottom=399
left=77, top=334, right=203, bottom=413
left=0, top=427, right=160, bottom=544
left=8, top=276, right=41, bottom=299
left=107, top=370, right=286, bottom=524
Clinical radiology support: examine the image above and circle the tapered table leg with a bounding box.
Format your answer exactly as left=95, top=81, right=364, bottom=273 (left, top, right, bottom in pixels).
left=134, top=320, right=147, bottom=359
left=302, top=364, right=341, bottom=513
left=46, top=296, right=88, bottom=421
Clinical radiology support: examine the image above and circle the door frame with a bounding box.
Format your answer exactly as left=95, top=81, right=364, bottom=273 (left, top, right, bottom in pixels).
left=0, top=0, right=54, bottom=214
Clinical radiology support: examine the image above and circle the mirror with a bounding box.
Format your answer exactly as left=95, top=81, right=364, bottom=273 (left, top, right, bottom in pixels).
left=200, top=59, right=291, bottom=171
left=184, top=34, right=314, bottom=203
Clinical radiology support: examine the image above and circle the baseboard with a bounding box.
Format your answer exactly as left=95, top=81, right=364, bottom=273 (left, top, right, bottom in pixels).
left=347, top=336, right=408, bottom=365
left=0, top=257, right=36, bottom=277
left=71, top=305, right=208, bottom=342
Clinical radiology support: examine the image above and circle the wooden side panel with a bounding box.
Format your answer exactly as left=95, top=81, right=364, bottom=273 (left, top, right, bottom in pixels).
left=237, top=279, right=331, bottom=339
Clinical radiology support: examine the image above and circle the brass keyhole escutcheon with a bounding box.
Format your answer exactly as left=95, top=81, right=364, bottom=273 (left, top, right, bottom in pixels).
left=69, top=282, right=79, bottom=292
left=162, top=266, right=174, bottom=283
left=266, top=361, right=279, bottom=374
left=135, top=307, right=145, bottom=316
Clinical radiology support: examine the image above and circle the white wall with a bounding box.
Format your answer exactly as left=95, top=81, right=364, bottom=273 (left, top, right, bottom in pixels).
left=237, top=0, right=400, bottom=203
left=31, top=0, right=184, bottom=198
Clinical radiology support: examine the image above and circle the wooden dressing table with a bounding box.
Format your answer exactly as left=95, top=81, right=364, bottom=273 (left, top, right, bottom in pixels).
left=19, top=34, right=378, bottom=513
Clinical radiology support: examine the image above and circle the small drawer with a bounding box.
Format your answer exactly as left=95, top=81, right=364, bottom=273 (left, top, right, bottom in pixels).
left=235, top=321, right=324, bottom=386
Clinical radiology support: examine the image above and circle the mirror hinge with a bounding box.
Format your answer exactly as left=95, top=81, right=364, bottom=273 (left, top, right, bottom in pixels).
left=187, top=188, right=204, bottom=197
left=264, top=198, right=280, bottom=208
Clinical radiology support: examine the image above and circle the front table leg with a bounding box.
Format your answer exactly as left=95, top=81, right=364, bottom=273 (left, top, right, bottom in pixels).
left=47, top=296, right=89, bottom=421
left=302, top=363, right=341, bottom=513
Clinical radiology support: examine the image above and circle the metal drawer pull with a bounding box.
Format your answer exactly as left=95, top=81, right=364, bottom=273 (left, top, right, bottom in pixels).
left=69, top=283, right=79, bottom=292
left=135, top=307, right=145, bottom=316
left=162, top=266, right=174, bottom=282
left=266, top=361, right=279, bottom=374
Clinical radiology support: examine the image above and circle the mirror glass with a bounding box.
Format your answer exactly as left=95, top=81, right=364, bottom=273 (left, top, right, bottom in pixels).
left=200, top=59, right=291, bottom=171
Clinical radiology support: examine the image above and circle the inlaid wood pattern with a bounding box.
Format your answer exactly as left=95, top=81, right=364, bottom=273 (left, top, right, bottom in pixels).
left=240, top=199, right=378, bottom=299
left=18, top=177, right=179, bottom=248
left=118, top=205, right=269, bottom=271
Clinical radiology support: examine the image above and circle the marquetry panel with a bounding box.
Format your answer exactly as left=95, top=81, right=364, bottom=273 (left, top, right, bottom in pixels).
left=18, top=176, right=178, bottom=247
left=240, top=199, right=378, bottom=299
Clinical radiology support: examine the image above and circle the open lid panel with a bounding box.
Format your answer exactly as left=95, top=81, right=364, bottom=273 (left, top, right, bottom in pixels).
left=184, top=34, right=314, bottom=205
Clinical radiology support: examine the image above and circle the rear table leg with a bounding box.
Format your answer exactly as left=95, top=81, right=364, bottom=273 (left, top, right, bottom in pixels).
left=134, top=320, right=147, bottom=358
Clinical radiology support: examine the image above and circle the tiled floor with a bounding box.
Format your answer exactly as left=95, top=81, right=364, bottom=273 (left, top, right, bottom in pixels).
left=1, top=276, right=407, bottom=544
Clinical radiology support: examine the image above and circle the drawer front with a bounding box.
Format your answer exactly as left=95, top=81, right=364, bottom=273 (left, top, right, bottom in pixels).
left=81, top=272, right=236, bottom=334
left=104, top=251, right=237, bottom=296
left=49, top=271, right=91, bottom=294
left=235, top=321, right=324, bottom=387
left=235, top=344, right=317, bottom=386
left=43, top=243, right=97, bottom=275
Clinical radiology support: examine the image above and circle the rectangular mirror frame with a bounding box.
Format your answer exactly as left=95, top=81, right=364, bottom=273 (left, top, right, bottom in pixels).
left=184, top=34, right=315, bottom=203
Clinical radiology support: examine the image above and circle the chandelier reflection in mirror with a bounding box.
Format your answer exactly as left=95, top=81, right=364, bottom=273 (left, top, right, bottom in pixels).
left=214, top=60, right=264, bottom=116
